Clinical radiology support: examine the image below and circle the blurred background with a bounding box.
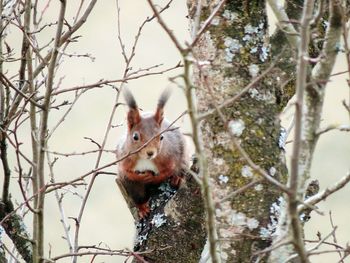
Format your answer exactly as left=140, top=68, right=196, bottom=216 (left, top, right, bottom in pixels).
left=1, top=0, right=350, bottom=262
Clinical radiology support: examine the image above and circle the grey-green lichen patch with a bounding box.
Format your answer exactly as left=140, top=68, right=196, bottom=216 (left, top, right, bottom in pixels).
left=218, top=174, right=229, bottom=184
left=254, top=184, right=263, bottom=191
left=230, top=210, right=260, bottom=230
left=136, top=172, right=206, bottom=263
left=198, top=84, right=288, bottom=262
left=228, top=119, right=245, bottom=137
left=224, top=36, right=242, bottom=62
left=151, top=213, right=167, bottom=228
left=269, top=166, right=277, bottom=176
left=259, top=196, right=285, bottom=240
left=211, top=16, right=221, bottom=26
left=249, top=87, right=276, bottom=103
left=248, top=63, right=260, bottom=77
left=222, top=9, right=238, bottom=22
left=241, top=165, right=253, bottom=178
left=190, top=1, right=290, bottom=262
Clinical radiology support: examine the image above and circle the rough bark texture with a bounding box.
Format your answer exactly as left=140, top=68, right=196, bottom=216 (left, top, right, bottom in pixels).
left=0, top=199, right=33, bottom=262
left=116, top=160, right=206, bottom=263
left=188, top=0, right=298, bottom=261
left=0, top=246, right=5, bottom=263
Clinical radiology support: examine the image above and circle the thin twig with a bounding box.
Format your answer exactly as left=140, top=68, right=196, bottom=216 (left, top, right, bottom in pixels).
left=51, top=250, right=130, bottom=261
left=146, top=0, right=185, bottom=53
left=197, top=54, right=282, bottom=121
left=316, top=124, right=350, bottom=136
left=0, top=73, right=43, bottom=109
left=220, top=179, right=263, bottom=203
left=34, top=1, right=67, bottom=261
left=299, top=172, right=350, bottom=211
left=45, top=110, right=186, bottom=194
left=46, top=150, right=74, bottom=252
left=47, top=90, right=84, bottom=140
left=329, top=211, right=344, bottom=262
left=35, top=62, right=181, bottom=99
left=190, top=0, right=226, bottom=49
left=283, top=227, right=338, bottom=263
left=267, top=0, right=300, bottom=49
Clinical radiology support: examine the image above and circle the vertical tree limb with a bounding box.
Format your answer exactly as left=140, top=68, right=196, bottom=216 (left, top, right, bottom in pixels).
left=183, top=58, right=220, bottom=263
left=287, top=1, right=315, bottom=262
left=34, top=1, right=67, bottom=261
left=270, top=1, right=345, bottom=261
left=145, top=1, right=221, bottom=261
left=4, top=0, right=98, bottom=128
left=189, top=1, right=290, bottom=261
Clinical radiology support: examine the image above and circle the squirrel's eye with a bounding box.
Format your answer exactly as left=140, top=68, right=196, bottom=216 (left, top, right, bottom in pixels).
left=133, top=132, right=140, bottom=141
left=160, top=134, right=164, bottom=141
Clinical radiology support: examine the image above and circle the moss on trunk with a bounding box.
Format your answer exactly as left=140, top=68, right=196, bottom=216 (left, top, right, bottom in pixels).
left=189, top=0, right=295, bottom=261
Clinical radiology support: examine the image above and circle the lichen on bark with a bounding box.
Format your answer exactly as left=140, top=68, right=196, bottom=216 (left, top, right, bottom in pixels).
left=117, top=161, right=206, bottom=263
left=190, top=1, right=292, bottom=261
left=0, top=199, right=33, bottom=263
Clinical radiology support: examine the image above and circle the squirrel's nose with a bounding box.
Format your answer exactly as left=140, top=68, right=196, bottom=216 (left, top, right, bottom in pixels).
left=147, top=151, right=154, bottom=158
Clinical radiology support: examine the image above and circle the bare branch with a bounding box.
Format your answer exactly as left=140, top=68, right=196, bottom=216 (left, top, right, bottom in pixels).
left=288, top=0, right=315, bottom=262
left=198, top=52, right=283, bottom=121
left=50, top=249, right=130, bottom=261
left=34, top=1, right=67, bottom=261
left=329, top=211, right=344, bottom=262
left=5, top=0, right=98, bottom=127
left=283, top=227, right=338, bottom=263
left=46, top=150, right=73, bottom=252
left=189, top=0, right=226, bottom=49
left=146, top=0, right=185, bottom=53
left=220, top=179, right=263, bottom=203
left=36, top=62, right=182, bottom=99
left=299, top=172, right=350, bottom=211
left=183, top=58, right=220, bottom=263
left=316, top=124, right=350, bottom=136
left=267, top=0, right=300, bottom=49
left=0, top=73, right=42, bottom=109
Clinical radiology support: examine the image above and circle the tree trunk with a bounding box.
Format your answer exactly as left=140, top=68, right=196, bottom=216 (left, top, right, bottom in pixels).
left=188, top=1, right=294, bottom=261
left=117, top=161, right=207, bottom=263
left=119, top=1, right=348, bottom=262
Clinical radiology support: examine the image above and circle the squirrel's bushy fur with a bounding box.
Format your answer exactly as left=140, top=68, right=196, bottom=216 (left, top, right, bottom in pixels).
left=116, top=88, right=188, bottom=218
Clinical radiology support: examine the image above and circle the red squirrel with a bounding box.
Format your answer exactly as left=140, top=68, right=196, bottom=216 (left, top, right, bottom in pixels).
left=116, top=88, right=188, bottom=218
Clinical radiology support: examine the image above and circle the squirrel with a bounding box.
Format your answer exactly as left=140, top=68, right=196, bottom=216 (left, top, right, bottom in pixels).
left=116, top=88, right=188, bottom=218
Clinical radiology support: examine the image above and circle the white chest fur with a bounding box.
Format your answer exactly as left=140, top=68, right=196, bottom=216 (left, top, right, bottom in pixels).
left=134, top=159, right=159, bottom=174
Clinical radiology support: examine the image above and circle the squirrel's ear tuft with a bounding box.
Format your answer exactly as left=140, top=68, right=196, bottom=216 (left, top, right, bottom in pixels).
left=123, top=87, right=138, bottom=110
left=154, top=88, right=171, bottom=125
left=123, top=88, right=140, bottom=130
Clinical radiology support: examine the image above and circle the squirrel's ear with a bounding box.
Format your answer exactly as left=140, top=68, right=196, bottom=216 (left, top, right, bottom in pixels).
left=123, top=87, right=141, bottom=130
left=154, top=107, right=164, bottom=125
left=127, top=108, right=141, bottom=130
left=154, top=88, right=171, bottom=125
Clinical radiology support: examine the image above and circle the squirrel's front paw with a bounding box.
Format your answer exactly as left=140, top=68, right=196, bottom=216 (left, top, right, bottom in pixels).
left=137, top=171, right=158, bottom=183
left=170, top=174, right=183, bottom=188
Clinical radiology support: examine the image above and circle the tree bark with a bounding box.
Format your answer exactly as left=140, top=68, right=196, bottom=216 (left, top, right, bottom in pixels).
left=118, top=1, right=348, bottom=262
left=116, top=160, right=206, bottom=263
left=0, top=200, right=33, bottom=262
left=188, top=0, right=296, bottom=261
